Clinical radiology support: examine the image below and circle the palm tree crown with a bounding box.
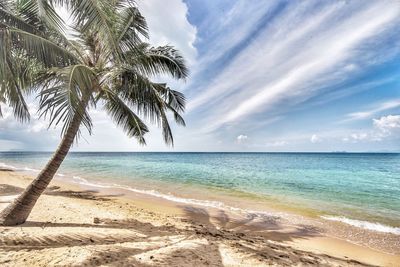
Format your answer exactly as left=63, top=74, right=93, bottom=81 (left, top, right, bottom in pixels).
left=0, top=0, right=188, bottom=145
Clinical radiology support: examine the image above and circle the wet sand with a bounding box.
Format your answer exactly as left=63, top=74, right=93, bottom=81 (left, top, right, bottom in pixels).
left=0, top=170, right=399, bottom=266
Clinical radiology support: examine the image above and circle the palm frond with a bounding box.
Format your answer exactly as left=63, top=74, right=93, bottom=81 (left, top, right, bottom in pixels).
left=154, top=83, right=186, bottom=113
left=64, top=0, right=121, bottom=60
left=0, top=8, right=40, bottom=34
left=102, top=90, right=148, bottom=144
left=0, top=26, right=78, bottom=67
left=125, top=44, right=189, bottom=80
left=37, top=65, right=95, bottom=135
left=108, top=68, right=185, bottom=145
left=116, top=5, right=148, bottom=52
left=16, top=0, right=65, bottom=32
left=0, top=28, right=31, bottom=121
left=0, top=0, right=11, bottom=10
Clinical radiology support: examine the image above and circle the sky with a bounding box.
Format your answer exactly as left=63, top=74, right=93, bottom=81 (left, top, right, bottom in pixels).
left=1, top=0, right=400, bottom=152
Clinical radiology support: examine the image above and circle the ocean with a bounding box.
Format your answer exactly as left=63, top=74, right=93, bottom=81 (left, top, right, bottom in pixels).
left=1, top=152, right=399, bottom=234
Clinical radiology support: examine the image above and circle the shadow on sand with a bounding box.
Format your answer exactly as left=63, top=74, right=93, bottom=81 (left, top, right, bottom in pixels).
left=0, top=184, right=123, bottom=202
left=0, top=186, right=373, bottom=266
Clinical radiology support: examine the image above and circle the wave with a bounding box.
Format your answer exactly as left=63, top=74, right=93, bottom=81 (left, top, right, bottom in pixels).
left=71, top=175, right=282, bottom=220
left=22, top=167, right=40, bottom=172
left=321, top=215, right=400, bottom=235
left=72, top=175, right=400, bottom=235
left=0, top=162, right=66, bottom=176
left=0, top=162, right=41, bottom=172
left=0, top=162, right=18, bottom=170
left=5, top=161, right=398, bottom=235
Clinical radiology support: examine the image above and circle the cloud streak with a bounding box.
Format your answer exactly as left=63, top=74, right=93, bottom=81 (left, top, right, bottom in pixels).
left=188, top=1, right=400, bottom=132
left=345, top=99, right=400, bottom=121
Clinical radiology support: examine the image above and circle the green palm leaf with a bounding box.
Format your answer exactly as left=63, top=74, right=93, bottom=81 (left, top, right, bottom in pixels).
left=0, top=26, right=78, bottom=67
left=37, top=64, right=95, bottom=135
left=103, top=90, right=149, bottom=145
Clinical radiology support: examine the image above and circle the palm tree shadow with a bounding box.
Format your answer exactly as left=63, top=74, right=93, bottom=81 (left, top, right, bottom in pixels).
left=0, top=203, right=373, bottom=266
left=177, top=206, right=372, bottom=266
left=0, top=184, right=24, bottom=196
left=0, top=218, right=179, bottom=250
left=44, top=186, right=124, bottom=201
left=0, top=184, right=123, bottom=202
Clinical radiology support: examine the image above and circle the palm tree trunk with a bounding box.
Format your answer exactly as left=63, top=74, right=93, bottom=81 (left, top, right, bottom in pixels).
left=0, top=97, right=90, bottom=226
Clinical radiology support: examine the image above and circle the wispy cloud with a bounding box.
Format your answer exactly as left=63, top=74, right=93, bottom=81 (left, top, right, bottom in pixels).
left=188, top=1, right=400, bottom=132
left=344, top=99, right=400, bottom=121
left=193, top=1, right=277, bottom=72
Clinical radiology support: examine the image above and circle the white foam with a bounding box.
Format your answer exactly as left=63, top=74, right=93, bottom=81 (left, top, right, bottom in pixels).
left=70, top=175, right=281, bottom=219
left=22, top=167, right=40, bottom=172
left=0, top=162, right=40, bottom=172
left=0, top=162, right=17, bottom=170
left=321, top=215, right=400, bottom=235
left=3, top=161, right=398, bottom=235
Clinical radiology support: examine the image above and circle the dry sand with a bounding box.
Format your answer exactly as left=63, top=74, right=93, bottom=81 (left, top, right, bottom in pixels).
left=0, top=170, right=399, bottom=267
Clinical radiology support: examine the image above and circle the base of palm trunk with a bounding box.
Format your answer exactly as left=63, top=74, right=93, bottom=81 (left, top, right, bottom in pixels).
left=0, top=201, right=31, bottom=226
left=0, top=212, right=28, bottom=226
left=0, top=216, right=26, bottom=226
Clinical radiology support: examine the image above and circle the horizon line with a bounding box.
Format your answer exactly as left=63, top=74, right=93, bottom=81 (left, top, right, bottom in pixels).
left=1, top=151, right=399, bottom=154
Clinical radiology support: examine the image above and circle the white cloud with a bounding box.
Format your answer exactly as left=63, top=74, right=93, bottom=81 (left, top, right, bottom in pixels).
left=373, top=115, right=400, bottom=133
left=137, top=0, right=197, bottom=66
left=189, top=1, right=400, bottom=131
left=345, top=99, right=400, bottom=121
left=236, top=134, right=248, bottom=144
left=340, top=115, right=400, bottom=143
left=310, top=134, right=321, bottom=143
left=350, top=133, right=368, bottom=141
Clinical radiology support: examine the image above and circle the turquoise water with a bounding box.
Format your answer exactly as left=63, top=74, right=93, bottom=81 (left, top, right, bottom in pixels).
left=1, top=152, right=399, bottom=232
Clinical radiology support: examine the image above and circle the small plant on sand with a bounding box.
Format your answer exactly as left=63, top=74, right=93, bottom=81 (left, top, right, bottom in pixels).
left=0, top=0, right=188, bottom=225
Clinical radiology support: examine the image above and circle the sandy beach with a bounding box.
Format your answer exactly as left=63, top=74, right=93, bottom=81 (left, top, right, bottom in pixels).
left=0, top=169, right=399, bottom=267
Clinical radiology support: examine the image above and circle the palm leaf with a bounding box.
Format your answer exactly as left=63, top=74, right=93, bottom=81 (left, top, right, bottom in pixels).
left=0, top=26, right=78, bottom=67
left=116, top=5, right=148, bottom=52
left=0, top=0, right=11, bottom=10
left=0, top=8, right=40, bottom=34
left=103, top=90, right=148, bottom=144
left=64, top=0, right=121, bottom=60
left=125, top=44, right=189, bottom=79
left=17, top=0, right=65, bottom=32
left=109, top=67, right=185, bottom=145
left=0, top=28, right=30, bottom=121
left=37, top=65, right=95, bottom=135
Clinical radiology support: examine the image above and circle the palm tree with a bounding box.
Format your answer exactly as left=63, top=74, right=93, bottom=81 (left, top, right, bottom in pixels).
left=0, top=0, right=188, bottom=226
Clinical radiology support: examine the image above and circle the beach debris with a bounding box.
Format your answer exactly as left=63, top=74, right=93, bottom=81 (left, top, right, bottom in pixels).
left=93, top=217, right=101, bottom=224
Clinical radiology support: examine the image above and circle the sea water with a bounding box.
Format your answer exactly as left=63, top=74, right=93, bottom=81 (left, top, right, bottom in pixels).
left=1, top=152, right=399, bottom=234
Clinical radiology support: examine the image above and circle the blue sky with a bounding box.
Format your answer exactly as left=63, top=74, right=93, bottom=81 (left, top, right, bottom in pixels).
left=1, top=0, right=400, bottom=152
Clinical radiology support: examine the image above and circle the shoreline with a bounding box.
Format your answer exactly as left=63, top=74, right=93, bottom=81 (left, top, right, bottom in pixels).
left=0, top=169, right=399, bottom=266
left=2, top=158, right=399, bottom=230
left=65, top=172, right=400, bottom=255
